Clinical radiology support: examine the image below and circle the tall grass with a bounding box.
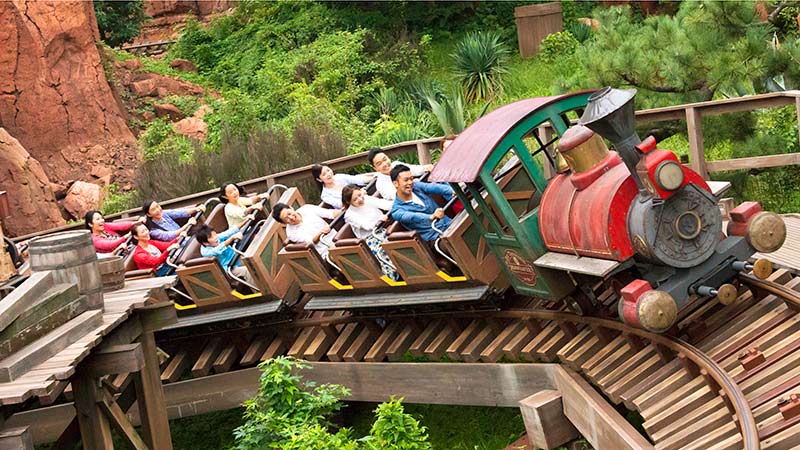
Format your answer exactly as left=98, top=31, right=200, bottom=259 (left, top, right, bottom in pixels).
left=452, top=32, right=510, bottom=102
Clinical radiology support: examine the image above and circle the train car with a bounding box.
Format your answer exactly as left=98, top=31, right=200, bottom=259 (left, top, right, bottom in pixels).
left=430, top=87, right=787, bottom=332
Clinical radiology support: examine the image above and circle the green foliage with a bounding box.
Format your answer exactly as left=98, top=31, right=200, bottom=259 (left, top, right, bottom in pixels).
left=138, top=118, right=195, bottom=162
left=425, top=90, right=466, bottom=137
left=539, top=31, right=581, bottom=63
left=101, top=184, right=137, bottom=216
left=361, top=398, right=431, bottom=450
left=570, top=1, right=777, bottom=107
left=567, top=21, right=593, bottom=43
left=453, top=31, right=511, bottom=102
left=94, top=0, right=148, bottom=47
left=233, top=357, right=431, bottom=450
left=163, top=95, right=201, bottom=116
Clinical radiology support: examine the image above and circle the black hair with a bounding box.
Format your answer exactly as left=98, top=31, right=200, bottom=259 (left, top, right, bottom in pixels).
left=390, top=164, right=411, bottom=182
left=272, top=203, right=291, bottom=224
left=367, top=147, right=384, bottom=166
left=195, top=224, right=214, bottom=245
left=84, top=210, right=101, bottom=230
left=341, top=184, right=359, bottom=208
left=130, top=223, right=149, bottom=243
left=310, top=164, right=324, bottom=191
left=218, top=181, right=245, bottom=204
left=141, top=199, right=165, bottom=231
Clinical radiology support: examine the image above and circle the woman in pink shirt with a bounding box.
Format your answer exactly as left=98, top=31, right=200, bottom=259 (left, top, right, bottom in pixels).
left=84, top=210, right=143, bottom=254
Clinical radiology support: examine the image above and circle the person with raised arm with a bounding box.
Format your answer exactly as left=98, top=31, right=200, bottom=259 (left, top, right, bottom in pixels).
left=130, top=223, right=180, bottom=275
left=272, top=203, right=338, bottom=259
left=84, top=210, right=144, bottom=254
left=341, top=185, right=399, bottom=280
left=311, top=164, right=373, bottom=209
left=142, top=200, right=205, bottom=242
left=389, top=164, right=453, bottom=241
left=219, top=182, right=267, bottom=228
left=195, top=223, right=255, bottom=284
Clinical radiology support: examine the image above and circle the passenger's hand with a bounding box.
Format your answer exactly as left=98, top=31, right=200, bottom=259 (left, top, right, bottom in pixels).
left=136, top=216, right=147, bottom=224
left=321, top=225, right=331, bottom=234
left=122, top=232, right=132, bottom=239
left=423, top=164, right=434, bottom=172
left=380, top=215, right=389, bottom=222
left=188, top=217, right=198, bottom=226
left=196, top=204, right=207, bottom=213
left=232, top=232, right=245, bottom=241
left=179, top=231, right=188, bottom=238
left=431, top=208, right=445, bottom=220
left=245, top=213, right=256, bottom=222
left=167, top=243, right=180, bottom=252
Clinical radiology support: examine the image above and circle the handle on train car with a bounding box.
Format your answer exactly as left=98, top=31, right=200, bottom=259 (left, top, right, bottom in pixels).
left=165, top=197, right=217, bottom=266
left=263, top=184, right=289, bottom=207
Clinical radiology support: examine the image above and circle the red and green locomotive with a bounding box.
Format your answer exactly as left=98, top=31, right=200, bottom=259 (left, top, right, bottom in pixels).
left=431, top=87, right=786, bottom=332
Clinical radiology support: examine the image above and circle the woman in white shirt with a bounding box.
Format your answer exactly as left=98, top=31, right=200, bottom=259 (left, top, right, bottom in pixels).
left=272, top=203, right=337, bottom=259
left=219, top=182, right=266, bottom=228
left=311, top=164, right=373, bottom=209
left=341, top=185, right=399, bottom=281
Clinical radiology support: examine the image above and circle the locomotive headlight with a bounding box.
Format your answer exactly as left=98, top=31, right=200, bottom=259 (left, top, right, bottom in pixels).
left=655, top=160, right=684, bottom=191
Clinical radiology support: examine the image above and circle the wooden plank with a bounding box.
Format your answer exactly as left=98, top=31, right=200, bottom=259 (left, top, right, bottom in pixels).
left=0, top=296, right=88, bottom=360
left=260, top=336, right=288, bottom=361
left=519, top=390, right=579, bottom=450
left=446, top=320, right=483, bottom=360
left=409, top=321, right=445, bottom=357
left=191, top=338, right=222, bottom=378
left=327, top=324, right=361, bottom=362
left=365, top=321, right=403, bottom=362
left=534, top=252, right=620, bottom=277
left=343, top=326, right=376, bottom=362
left=686, top=107, right=708, bottom=179
left=213, top=345, right=239, bottom=374
left=83, top=344, right=144, bottom=378
left=240, top=338, right=270, bottom=367
left=302, top=328, right=336, bottom=362
left=461, top=321, right=501, bottom=362
left=555, top=367, right=654, bottom=450
left=160, top=350, right=190, bottom=383
left=98, top=397, right=148, bottom=450
left=384, top=323, right=418, bottom=362
left=0, top=310, right=102, bottom=383
left=72, top=370, right=113, bottom=450
left=0, top=427, right=33, bottom=450
left=423, top=322, right=459, bottom=360
left=135, top=331, right=173, bottom=450
left=481, top=321, right=525, bottom=363
left=0, top=272, right=53, bottom=331
left=706, top=152, right=800, bottom=173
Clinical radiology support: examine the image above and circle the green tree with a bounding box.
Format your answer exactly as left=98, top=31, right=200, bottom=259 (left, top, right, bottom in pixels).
left=569, top=1, right=784, bottom=106
left=94, top=0, right=148, bottom=47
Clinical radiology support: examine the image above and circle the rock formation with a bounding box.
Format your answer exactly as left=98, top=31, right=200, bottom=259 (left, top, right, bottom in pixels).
left=0, top=128, right=66, bottom=236
left=63, top=181, right=104, bottom=220
left=0, top=1, right=139, bottom=186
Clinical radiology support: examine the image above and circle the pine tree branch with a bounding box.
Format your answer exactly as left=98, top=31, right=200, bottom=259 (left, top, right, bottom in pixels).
left=619, top=73, right=708, bottom=94
left=768, top=0, right=789, bottom=24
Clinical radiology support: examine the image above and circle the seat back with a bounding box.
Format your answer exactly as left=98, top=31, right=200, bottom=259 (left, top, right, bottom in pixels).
left=381, top=223, right=444, bottom=285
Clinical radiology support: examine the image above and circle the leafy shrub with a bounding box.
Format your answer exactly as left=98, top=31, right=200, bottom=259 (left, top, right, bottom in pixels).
left=94, top=0, right=147, bottom=47
left=426, top=90, right=466, bottom=138
left=452, top=31, right=510, bottom=102
left=567, top=21, right=593, bottom=43
left=539, top=31, right=581, bottom=63
left=233, top=357, right=430, bottom=450
left=138, top=118, right=196, bottom=162
left=162, top=95, right=201, bottom=116
left=101, top=184, right=137, bottom=215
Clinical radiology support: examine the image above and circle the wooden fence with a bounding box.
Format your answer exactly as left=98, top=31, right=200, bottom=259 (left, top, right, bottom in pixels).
left=13, top=92, right=800, bottom=241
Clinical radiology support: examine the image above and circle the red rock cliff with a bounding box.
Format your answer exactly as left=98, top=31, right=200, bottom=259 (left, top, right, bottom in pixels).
left=0, top=1, right=138, bottom=186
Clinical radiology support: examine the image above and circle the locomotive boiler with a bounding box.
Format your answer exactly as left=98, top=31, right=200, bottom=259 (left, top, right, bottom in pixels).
left=538, top=87, right=787, bottom=332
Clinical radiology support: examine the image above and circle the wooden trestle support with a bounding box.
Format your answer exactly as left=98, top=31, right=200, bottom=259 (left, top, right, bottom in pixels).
left=8, top=268, right=800, bottom=449
left=0, top=277, right=177, bottom=450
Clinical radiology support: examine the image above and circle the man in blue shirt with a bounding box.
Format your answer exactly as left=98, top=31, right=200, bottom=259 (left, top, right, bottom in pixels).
left=196, top=224, right=254, bottom=284
left=389, top=164, right=453, bottom=241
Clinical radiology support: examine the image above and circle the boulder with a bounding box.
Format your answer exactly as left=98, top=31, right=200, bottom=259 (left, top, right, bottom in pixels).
left=169, top=58, right=197, bottom=73
left=173, top=117, right=207, bottom=142
left=193, top=104, right=213, bottom=119
left=90, top=165, right=112, bottom=179
left=153, top=103, right=185, bottom=121
left=131, top=79, right=157, bottom=97
left=142, top=111, right=156, bottom=121
left=119, top=59, right=144, bottom=71
left=0, top=1, right=137, bottom=185
left=63, top=181, right=104, bottom=220
left=0, top=128, right=66, bottom=236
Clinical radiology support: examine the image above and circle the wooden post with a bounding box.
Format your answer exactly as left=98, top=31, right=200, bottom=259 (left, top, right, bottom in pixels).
left=0, top=219, right=15, bottom=283
left=135, top=331, right=173, bottom=450
left=518, top=390, right=579, bottom=449
left=72, top=370, right=114, bottom=450
left=685, top=107, right=709, bottom=179
left=0, top=427, right=33, bottom=450
left=416, top=141, right=432, bottom=166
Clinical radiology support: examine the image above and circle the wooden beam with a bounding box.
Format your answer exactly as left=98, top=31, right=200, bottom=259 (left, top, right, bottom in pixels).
left=685, top=107, right=708, bottom=179
left=138, top=303, right=177, bottom=333
left=72, top=370, right=113, bottom=450
left=135, top=332, right=173, bottom=450
left=98, top=397, right=148, bottom=450
left=0, top=272, right=53, bottom=331
left=705, top=152, right=800, bottom=172
left=555, top=366, right=654, bottom=450
left=519, top=390, right=579, bottom=450
left=0, top=427, right=33, bottom=450
left=83, top=344, right=144, bottom=378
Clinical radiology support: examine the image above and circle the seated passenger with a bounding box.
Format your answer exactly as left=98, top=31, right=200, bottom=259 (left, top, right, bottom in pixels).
left=130, top=223, right=179, bottom=276
left=368, top=147, right=433, bottom=201
left=312, top=164, right=373, bottom=209
left=341, top=185, right=399, bottom=281
left=142, top=200, right=205, bottom=242
left=389, top=164, right=453, bottom=241
left=84, top=210, right=143, bottom=254
left=219, top=182, right=267, bottom=227
left=195, top=224, right=254, bottom=284
left=272, top=203, right=337, bottom=259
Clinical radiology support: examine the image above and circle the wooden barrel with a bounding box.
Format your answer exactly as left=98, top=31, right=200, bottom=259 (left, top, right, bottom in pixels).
left=97, top=255, right=125, bottom=292
left=28, top=231, right=103, bottom=310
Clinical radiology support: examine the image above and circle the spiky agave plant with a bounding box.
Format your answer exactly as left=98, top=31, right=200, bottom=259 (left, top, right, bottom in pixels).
left=425, top=89, right=466, bottom=138
left=452, top=31, right=510, bottom=102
